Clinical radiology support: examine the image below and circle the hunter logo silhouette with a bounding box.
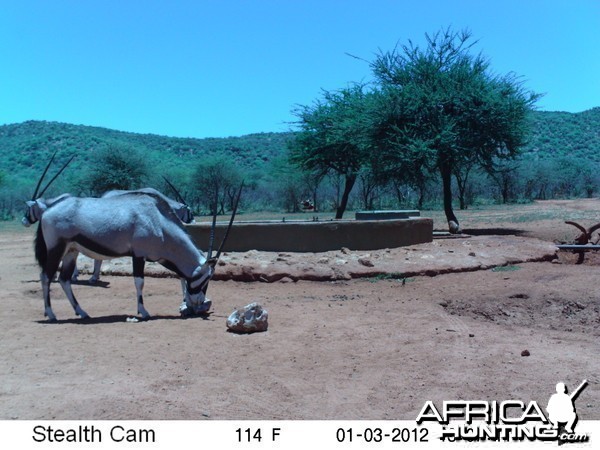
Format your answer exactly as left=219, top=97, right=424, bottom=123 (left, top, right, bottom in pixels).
left=546, top=380, right=588, bottom=434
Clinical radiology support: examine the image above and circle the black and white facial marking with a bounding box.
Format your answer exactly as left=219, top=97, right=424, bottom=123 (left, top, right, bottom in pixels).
left=179, top=259, right=216, bottom=315
left=22, top=200, right=41, bottom=227
left=23, top=194, right=73, bottom=228
left=180, top=205, right=195, bottom=224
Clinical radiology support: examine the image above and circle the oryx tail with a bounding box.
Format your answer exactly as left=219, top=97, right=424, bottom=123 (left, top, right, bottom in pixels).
left=35, top=223, right=48, bottom=269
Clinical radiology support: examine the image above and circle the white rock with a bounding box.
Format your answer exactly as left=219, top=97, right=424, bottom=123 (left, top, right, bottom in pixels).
left=226, top=302, right=268, bottom=333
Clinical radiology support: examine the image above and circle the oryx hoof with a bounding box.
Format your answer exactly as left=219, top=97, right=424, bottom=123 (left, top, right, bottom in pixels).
left=75, top=306, right=89, bottom=319
left=180, top=299, right=212, bottom=317
left=198, top=299, right=212, bottom=313
left=44, top=308, right=57, bottom=322
left=88, top=277, right=98, bottom=285
left=179, top=306, right=192, bottom=317
left=137, top=307, right=151, bottom=320
left=45, top=314, right=58, bottom=323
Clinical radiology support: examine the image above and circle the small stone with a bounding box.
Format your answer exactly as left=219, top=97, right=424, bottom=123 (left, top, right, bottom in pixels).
left=340, top=247, right=351, bottom=254
left=521, top=349, right=530, bottom=357
left=358, top=257, right=374, bottom=267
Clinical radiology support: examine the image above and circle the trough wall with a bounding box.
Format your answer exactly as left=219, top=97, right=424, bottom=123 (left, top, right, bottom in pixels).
left=186, top=218, right=433, bottom=253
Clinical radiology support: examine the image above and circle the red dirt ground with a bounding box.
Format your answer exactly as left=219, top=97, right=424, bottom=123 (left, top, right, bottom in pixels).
left=0, top=199, right=598, bottom=420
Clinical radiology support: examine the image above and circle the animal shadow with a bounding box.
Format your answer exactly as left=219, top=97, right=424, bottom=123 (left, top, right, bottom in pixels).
left=71, top=280, right=111, bottom=288
left=462, top=227, right=525, bottom=236
left=36, top=311, right=212, bottom=325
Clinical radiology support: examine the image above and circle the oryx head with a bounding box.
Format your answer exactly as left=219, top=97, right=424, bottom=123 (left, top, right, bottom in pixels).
left=22, top=152, right=75, bottom=227
left=180, top=183, right=243, bottom=315
left=162, top=176, right=195, bottom=224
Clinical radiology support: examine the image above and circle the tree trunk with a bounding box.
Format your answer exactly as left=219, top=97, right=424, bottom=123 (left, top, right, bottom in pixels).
left=501, top=179, right=509, bottom=204
left=457, top=188, right=467, bottom=210
left=416, top=180, right=425, bottom=210
left=440, top=162, right=460, bottom=232
left=454, top=165, right=472, bottom=211
left=335, top=174, right=356, bottom=219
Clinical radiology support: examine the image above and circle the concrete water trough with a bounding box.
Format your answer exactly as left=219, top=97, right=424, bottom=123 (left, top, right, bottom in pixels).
left=186, top=214, right=433, bottom=253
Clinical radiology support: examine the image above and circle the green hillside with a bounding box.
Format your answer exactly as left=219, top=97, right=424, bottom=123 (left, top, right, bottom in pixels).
left=0, top=107, right=599, bottom=217
left=0, top=120, right=295, bottom=181
left=2, top=108, right=599, bottom=178
left=523, top=107, right=600, bottom=161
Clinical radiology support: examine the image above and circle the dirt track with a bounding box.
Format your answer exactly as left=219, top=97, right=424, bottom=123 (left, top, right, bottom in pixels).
left=1, top=200, right=599, bottom=420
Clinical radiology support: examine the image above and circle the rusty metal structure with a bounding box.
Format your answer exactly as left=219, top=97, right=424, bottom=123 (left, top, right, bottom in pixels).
left=558, top=221, right=600, bottom=263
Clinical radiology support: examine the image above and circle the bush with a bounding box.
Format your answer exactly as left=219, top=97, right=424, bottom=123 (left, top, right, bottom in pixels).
left=83, top=145, right=149, bottom=195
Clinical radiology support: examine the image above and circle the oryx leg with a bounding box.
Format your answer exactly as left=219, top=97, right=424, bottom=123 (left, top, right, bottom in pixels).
left=132, top=257, right=150, bottom=319
left=89, top=259, right=102, bottom=284
left=41, top=271, right=56, bottom=322
left=58, top=249, right=90, bottom=319
left=71, top=265, right=79, bottom=281
left=179, top=278, right=190, bottom=315
left=40, top=243, right=66, bottom=321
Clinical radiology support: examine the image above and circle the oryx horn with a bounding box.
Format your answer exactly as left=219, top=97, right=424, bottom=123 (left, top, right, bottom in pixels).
left=31, top=151, right=58, bottom=200
left=207, top=187, right=219, bottom=259
left=214, top=182, right=243, bottom=260
left=37, top=155, right=76, bottom=198
left=161, top=176, right=187, bottom=205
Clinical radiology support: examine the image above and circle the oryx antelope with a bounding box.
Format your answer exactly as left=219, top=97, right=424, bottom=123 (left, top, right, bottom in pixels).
left=25, top=153, right=241, bottom=321
left=102, top=178, right=194, bottom=224
left=79, top=183, right=195, bottom=283
left=34, top=187, right=241, bottom=321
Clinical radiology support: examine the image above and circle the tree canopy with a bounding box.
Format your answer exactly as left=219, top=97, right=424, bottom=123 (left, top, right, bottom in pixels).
left=291, top=27, right=540, bottom=229
left=84, top=145, right=149, bottom=195
left=290, top=84, right=376, bottom=218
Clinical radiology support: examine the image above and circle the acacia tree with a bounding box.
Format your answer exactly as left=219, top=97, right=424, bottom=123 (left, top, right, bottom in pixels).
left=371, top=28, right=540, bottom=231
left=193, top=154, right=243, bottom=215
left=85, top=145, right=149, bottom=195
left=487, top=159, right=520, bottom=204
left=290, top=84, right=374, bottom=219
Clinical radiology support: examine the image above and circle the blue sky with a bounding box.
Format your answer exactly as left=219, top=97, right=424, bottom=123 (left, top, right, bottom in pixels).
left=1, top=0, right=599, bottom=139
